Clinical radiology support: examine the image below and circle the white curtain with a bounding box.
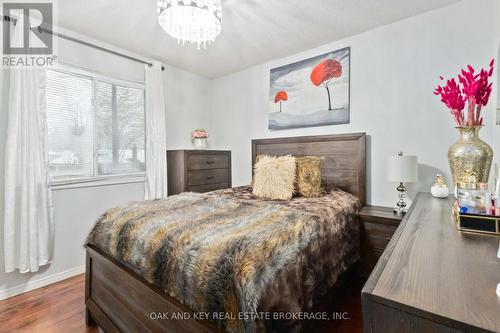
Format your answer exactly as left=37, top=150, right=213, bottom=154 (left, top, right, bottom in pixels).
left=144, top=62, right=167, bottom=200
left=3, top=21, right=54, bottom=273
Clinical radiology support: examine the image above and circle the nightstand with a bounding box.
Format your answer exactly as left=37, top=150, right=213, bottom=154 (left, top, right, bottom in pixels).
left=359, top=206, right=403, bottom=278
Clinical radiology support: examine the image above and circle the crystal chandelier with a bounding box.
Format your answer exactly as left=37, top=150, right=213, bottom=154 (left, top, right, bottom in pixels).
left=157, top=0, right=222, bottom=49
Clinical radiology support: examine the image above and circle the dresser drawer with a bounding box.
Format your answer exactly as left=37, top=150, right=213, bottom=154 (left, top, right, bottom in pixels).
left=187, top=168, right=229, bottom=186
left=188, top=183, right=230, bottom=193
left=187, top=154, right=229, bottom=170
left=361, top=221, right=397, bottom=252
left=167, top=150, right=231, bottom=196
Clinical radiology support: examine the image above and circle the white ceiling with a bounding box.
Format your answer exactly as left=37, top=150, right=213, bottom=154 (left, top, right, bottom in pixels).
left=58, top=0, right=460, bottom=79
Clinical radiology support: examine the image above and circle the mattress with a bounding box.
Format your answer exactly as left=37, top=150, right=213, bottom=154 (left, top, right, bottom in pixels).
left=86, top=186, right=361, bottom=333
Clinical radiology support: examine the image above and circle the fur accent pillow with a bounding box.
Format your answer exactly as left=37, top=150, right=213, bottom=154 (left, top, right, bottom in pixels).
left=250, top=155, right=263, bottom=188
left=252, top=155, right=296, bottom=200
left=295, top=156, right=323, bottom=198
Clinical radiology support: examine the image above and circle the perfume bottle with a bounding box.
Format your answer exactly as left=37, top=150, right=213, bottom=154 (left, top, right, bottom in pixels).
left=457, top=182, right=488, bottom=214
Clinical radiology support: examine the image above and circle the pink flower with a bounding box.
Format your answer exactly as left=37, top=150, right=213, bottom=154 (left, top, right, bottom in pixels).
left=434, top=59, right=494, bottom=126
left=191, top=129, right=209, bottom=139
left=434, top=78, right=465, bottom=126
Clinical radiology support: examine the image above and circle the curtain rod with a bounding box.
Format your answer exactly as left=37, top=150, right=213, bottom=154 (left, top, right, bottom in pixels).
left=2, top=15, right=165, bottom=71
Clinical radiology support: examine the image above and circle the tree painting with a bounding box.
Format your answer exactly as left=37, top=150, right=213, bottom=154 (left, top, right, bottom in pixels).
left=269, top=47, right=350, bottom=130
left=274, top=90, right=288, bottom=112
left=310, top=59, right=342, bottom=110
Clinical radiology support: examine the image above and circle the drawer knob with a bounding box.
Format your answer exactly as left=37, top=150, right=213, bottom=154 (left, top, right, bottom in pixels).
left=206, top=161, right=215, bottom=164
left=207, top=176, right=215, bottom=180
left=385, top=237, right=392, bottom=241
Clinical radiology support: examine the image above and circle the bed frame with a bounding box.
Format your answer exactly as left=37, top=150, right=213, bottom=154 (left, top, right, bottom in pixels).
left=85, top=132, right=366, bottom=332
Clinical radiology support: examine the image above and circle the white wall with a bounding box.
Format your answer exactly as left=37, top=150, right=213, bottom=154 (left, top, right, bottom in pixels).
left=164, top=65, right=212, bottom=149
left=0, top=31, right=211, bottom=298
left=210, top=0, right=500, bottom=207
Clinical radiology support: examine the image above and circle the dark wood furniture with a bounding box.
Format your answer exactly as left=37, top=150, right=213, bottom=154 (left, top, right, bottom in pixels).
left=362, top=193, right=500, bottom=333
left=85, top=245, right=220, bottom=333
left=358, top=206, right=402, bottom=278
left=86, top=133, right=366, bottom=333
left=167, top=150, right=231, bottom=195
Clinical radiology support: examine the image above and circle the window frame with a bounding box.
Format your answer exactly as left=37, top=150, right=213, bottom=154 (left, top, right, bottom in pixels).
left=47, top=64, right=146, bottom=189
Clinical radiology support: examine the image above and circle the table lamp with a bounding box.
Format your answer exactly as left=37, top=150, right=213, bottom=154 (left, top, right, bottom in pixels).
left=386, top=152, right=418, bottom=215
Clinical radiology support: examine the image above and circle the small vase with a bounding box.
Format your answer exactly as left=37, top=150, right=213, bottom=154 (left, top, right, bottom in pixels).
left=193, top=138, right=207, bottom=150
left=448, top=126, right=493, bottom=184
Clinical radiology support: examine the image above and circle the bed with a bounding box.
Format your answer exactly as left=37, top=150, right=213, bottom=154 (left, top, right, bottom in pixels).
left=85, top=133, right=366, bottom=333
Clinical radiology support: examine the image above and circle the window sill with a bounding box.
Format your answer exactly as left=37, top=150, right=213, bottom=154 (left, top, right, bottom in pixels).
left=50, top=174, right=146, bottom=191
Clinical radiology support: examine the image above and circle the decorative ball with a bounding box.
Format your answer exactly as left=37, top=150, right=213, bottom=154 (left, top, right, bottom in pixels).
left=431, top=174, right=449, bottom=198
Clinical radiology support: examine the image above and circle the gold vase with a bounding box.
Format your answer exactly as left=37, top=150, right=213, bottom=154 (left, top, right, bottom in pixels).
left=448, top=126, right=493, bottom=184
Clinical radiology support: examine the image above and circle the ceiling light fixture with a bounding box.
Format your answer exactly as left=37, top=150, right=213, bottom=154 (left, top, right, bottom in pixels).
left=157, top=0, right=222, bottom=49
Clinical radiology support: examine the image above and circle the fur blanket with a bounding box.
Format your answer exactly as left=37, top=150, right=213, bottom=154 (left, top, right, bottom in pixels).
left=86, top=187, right=360, bottom=332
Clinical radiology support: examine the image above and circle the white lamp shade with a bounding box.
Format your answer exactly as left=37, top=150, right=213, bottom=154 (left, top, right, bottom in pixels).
left=386, top=154, right=418, bottom=183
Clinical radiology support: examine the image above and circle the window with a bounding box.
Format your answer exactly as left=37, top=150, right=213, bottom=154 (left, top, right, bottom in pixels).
left=46, top=67, right=145, bottom=183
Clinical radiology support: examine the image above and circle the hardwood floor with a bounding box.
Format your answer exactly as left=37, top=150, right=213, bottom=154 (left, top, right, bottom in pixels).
left=0, top=274, right=363, bottom=333
left=0, top=275, right=98, bottom=333
left=307, top=276, right=364, bottom=333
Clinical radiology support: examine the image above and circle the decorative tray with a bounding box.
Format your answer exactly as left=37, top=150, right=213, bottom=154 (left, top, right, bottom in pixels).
left=453, top=204, right=500, bottom=236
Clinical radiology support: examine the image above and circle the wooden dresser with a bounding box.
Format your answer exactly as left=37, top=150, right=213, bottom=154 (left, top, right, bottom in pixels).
left=359, top=206, right=402, bottom=278
left=167, top=150, right=231, bottom=195
left=362, top=193, right=500, bottom=333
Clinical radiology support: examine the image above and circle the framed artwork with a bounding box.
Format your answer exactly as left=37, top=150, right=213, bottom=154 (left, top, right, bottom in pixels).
left=269, top=47, right=350, bottom=130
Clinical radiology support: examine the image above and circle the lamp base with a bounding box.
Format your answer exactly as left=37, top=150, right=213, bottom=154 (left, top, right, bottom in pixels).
left=393, top=208, right=407, bottom=216
left=393, top=182, right=408, bottom=216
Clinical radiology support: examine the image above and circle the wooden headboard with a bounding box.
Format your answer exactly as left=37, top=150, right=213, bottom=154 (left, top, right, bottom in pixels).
left=252, top=133, right=366, bottom=205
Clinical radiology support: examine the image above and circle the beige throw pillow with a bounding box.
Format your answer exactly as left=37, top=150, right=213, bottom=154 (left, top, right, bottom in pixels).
left=250, top=155, right=263, bottom=188
left=295, top=156, right=323, bottom=198
left=252, top=155, right=296, bottom=200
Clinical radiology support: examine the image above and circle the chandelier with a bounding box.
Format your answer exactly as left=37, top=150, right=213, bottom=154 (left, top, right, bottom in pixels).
left=157, top=0, right=222, bottom=49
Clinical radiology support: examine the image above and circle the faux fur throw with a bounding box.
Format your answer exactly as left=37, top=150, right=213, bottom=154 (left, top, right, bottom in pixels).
left=86, top=189, right=360, bottom=332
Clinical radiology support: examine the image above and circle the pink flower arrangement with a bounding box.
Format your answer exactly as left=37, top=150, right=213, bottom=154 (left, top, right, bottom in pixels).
left=434, top=59, right=494, bottom=126
left=191, top=129, right=209, bottom=139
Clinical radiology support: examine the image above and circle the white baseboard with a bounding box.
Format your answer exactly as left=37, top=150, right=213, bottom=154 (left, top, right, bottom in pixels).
left=0, top=265, right=85, bottom=301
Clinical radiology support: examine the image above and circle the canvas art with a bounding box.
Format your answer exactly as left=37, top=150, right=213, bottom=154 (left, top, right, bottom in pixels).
left=269, top=47, right=350, bottom=130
